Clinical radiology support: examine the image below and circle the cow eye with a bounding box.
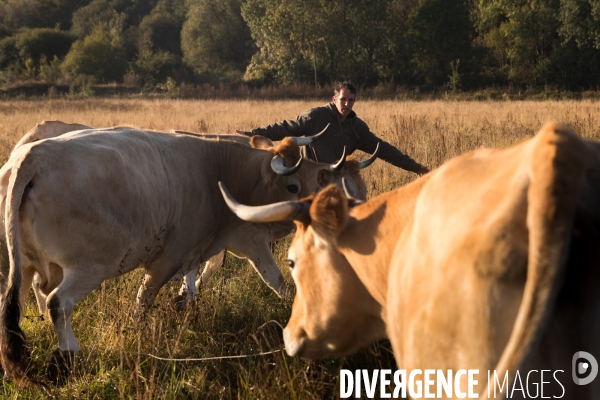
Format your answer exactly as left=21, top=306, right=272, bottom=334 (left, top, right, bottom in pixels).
left=286, top=259, right=295, bottom=269
left=287, top=184, right=299, bottom=194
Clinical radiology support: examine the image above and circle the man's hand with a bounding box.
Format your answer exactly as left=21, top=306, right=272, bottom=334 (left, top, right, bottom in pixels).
left=235, top=129, right=252, bottom=136
left=417, top=166, right=430, bottom=176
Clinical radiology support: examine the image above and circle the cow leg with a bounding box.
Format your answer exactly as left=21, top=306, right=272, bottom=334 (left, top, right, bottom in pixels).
left=194, top=250, right=225, bottom=293
left=227, top=236, right=287, bottom=298
left=173, top=265, right=200, bottom=310
left=18, top=266, right=36, bottom=323
left=135, top=270, right=174, bottom=316
left=45, top=270, right=101, bottom=384
left=33, top=272, right=48, bottom=315
left=233, top=246, right=287, bottom=298
left=33, top=262, right=65, bottom=316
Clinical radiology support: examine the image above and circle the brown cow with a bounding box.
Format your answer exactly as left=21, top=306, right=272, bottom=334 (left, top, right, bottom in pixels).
left=221, top=122, right=600, bottom=399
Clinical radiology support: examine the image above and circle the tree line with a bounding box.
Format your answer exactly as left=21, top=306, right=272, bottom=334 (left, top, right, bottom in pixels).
left=0, top=0, right=599, bottom=93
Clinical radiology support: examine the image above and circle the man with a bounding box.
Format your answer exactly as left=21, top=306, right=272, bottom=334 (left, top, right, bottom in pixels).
left=237, top=82, right=430, bottom=176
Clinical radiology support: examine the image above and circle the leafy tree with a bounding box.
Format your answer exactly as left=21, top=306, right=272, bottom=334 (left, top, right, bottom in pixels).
left=31, top=0, right=86, bottom=30
left=16, top=28, right=76, bottom=65
left=131, top=48, right=181, bottom=85
left=368, top=0, right=417, bottom=84
left=71, top=0, right=123, bottom=38
left=473, top=0, right=562, bottom=87
left=138, top=1, right=182, bottom=55
left=0, top=0, right=40, bottom=29
left=0, top=35, right=18, bottom=69
left=0, top=28, right=75, bottom=70
left=554, top=0, right=600, bottom=88
left=558, top=0, right=600, bottom=48
left=168, top=0, right=188, bottom=23
left=182, top=0, right=255, bottom=83
left=0, top=23, right=12, bottom=40
left=406, top=0, right=476, bottom=88
left=38, top=54, right=63, bottom=82
left=242, top=0, right=332, bottom=84
left=61, top=23, right=128, bottom=83
left=0, top=0, right=89, bottom=30
left=110, top=0, right=159, bottom=26
left=242, top=0, right=413, bottom=86
left=332, top=0, right=402, bottom=85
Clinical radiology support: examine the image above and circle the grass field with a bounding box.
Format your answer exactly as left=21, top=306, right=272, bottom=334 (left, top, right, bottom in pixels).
left=0, top=98, right=599, bottom=398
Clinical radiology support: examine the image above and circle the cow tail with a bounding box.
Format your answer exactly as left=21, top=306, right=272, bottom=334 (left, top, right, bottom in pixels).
left=0, top=150, right=36, bottom=381
left=481, top=123, right=587, bottom=399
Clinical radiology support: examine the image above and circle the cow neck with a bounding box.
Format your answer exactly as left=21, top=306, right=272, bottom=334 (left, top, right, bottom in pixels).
left=211, top=139, right=269, bottom=212
left=337, top=176, right=429, bottom=321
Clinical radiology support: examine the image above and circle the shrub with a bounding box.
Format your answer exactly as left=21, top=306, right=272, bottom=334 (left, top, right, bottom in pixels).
left=131, top=49, right=181, bottom=86
left=38, top=55, right=63, bottom=83
left=0, top=28, right=75, bottom=71
left=70, top=0, right=122, bottom=39
left=16, top=28, right=75, bottom=65
left=0, top=36, right=19, bottom=69
left=61, top=25, right=128, bottom=83
left=137, top=2, right=182, bottom=55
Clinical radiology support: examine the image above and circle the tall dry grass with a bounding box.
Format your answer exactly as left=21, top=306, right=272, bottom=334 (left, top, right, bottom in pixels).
left=0, top=98, right=599, bottom=398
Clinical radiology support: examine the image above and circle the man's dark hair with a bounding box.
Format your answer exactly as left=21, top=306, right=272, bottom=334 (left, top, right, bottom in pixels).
left=334, top=82, right=357, bottom=96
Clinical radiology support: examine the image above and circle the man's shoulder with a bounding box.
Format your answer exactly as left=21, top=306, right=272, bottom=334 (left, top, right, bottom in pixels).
left=301, top=103, right=337, bottom=119
left=348, top=114, right=369, bottom=132
left=304, top=102, right=335, bottom=114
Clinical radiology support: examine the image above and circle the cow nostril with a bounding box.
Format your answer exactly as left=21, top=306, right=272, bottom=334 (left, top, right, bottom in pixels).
left=287, top=184, right=299, bottom=194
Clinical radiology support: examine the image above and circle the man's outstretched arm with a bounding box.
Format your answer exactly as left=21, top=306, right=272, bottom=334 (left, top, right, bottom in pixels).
left=358, top=128, right=429, bottom=175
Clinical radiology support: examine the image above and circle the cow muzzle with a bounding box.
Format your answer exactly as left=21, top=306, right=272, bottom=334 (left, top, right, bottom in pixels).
left=283, top=327, right=306, bottom=357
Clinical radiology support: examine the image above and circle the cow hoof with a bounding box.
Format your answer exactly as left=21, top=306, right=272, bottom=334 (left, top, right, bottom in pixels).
left=46, top=349, right=75, bottom=384
left=173, top=294, right=192, bottom=311
left=132, top=305, right=149, bottom=323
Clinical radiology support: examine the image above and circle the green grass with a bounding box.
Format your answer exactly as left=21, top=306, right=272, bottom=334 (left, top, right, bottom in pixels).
left=7, top=251, right=397, bottom=399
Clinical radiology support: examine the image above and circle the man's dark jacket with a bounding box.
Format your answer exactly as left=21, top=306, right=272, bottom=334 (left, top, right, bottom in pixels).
left=251, top=102, right=423, bottom=173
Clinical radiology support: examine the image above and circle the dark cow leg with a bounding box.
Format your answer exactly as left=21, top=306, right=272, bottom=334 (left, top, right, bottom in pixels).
left=46, top=293, right=77, bottom=384
left=45, top=270, right=104, bottom=384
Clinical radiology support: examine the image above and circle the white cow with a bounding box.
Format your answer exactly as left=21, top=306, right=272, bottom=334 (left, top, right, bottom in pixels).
left=0, top=121, right=93, bottom=306
left=0, top=122, right=375, bottom=309
left=0, top=127, right=315, bottom=383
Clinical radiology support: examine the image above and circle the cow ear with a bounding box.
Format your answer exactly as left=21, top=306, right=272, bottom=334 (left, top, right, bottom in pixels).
left=272, top=137, right=301, bottom=162
left=317, top=169, right=333, bottom=187
left=250, top=135, right=274, bottom=149
left=309, top=185, right=348, bottom=240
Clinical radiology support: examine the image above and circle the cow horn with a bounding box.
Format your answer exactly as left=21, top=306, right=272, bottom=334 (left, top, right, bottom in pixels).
left=357, top=142, right=380, bottom=169
left=271, top=155, right=303, bottom=176
left=219, top=182, right=309, bottom=222
left=290, top=123, right=330, bottom=146
left=342, top=178, right=364, bottom=205
left=329, top=146, right=347, bottom=172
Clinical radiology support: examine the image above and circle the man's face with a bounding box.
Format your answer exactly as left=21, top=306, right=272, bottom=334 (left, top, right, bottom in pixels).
left=332, top=88, right=356, bottom=120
